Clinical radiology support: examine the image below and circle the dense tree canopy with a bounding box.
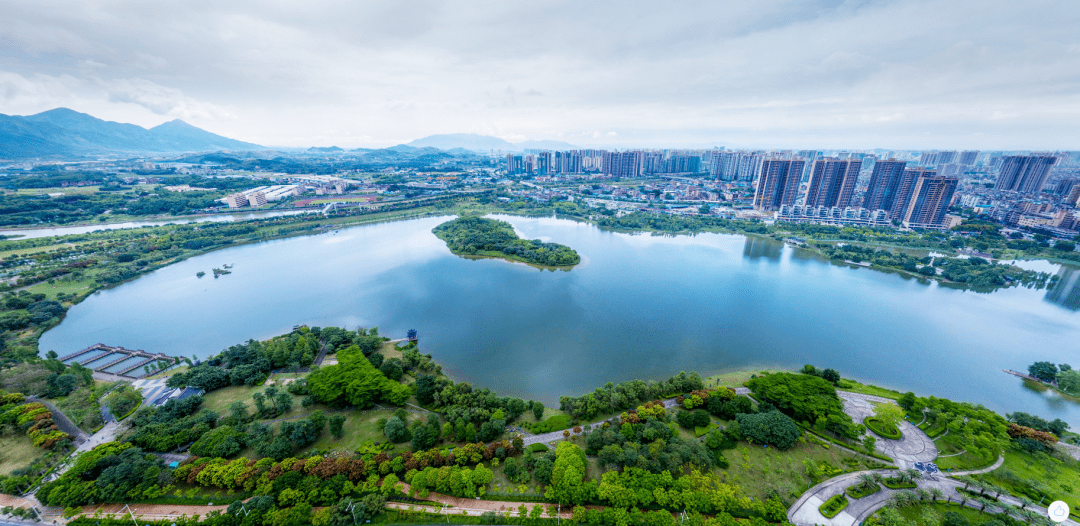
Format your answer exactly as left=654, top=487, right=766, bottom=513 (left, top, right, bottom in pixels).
left=307, top=344, right=411, bottom=408
left=433, top=216, right=580, bottom=267
left=747, top=372, right=860, bottom=438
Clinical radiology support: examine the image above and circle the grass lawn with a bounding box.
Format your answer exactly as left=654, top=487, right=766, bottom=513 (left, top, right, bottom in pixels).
left=836, top=379, right=903, bottom=400
left=702, top=370, right=787, bottom=389
left=22, top=277, right=98, bottom=301
left=0, top=435, right=40, bottom=476
left=978, top=446, right=1080, bottom=508
left=719, top=437, right=876, bottom=504
left=935, top=447, right=996, bottom=472
left=201, top=383, right=308, bottom=421
left=890, top=502, right=995, bottom=526
left=144, top=365, right=189, bottom=380
left=298, top=408, right=397, bottom=455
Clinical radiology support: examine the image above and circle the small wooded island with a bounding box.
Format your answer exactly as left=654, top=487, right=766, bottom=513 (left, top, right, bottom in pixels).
left=433, top=216, right=581, bottom=267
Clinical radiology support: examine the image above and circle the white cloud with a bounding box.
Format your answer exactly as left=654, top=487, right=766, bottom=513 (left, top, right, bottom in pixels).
left=1, top=0, right=1078, bottom=148
left=104, top=78, right=235, bottom=120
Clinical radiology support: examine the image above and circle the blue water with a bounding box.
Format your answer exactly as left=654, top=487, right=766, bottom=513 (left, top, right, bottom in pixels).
left=39, top=215, right=1080, bottom=426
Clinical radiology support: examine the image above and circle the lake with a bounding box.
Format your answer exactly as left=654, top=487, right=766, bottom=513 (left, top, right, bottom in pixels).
left=39, top=215, right=1080, bottom=426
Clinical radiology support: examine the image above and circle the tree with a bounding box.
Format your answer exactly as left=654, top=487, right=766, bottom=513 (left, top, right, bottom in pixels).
left=747, top=373, right=858, bottom=438
left=1058, top=369, right=1080, bottom=395
left=873, top=403, right=905, bottom=429
left=897, top=392, right=917, bottom=411
left=532, top=401, right=545, bottom=421
left=863, top=435, right=877, bottom=455
left=736, top=411, right=800, bottom=450
left=308, top=345, right=411, bottom=407
left=544, top=442, right=596, bottom=504
left=329, top=415, right=346, bottom=438
left=821, top=368, right=841, bottom=385
left=379, top=359, right=404, bottom=381
left=274, top=391, right=293, bottom=414
left=384, top=416, right=410, bottom=443
left=1028, top=361, right=1059, bottom=383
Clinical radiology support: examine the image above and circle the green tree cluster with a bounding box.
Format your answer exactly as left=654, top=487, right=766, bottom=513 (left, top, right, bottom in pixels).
left=432, top=216, right=580, bottom=266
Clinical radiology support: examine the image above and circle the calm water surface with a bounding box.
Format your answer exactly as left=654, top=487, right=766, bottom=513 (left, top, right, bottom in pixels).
left=40, top=215, right=1080, bottom=425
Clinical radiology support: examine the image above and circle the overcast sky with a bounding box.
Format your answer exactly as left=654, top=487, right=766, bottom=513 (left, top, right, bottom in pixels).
left=2, top=0, right=1079, bottom=150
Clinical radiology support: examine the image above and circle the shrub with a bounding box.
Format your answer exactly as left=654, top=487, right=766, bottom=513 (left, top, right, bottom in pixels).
left=819, top=494, right=849, bottom=518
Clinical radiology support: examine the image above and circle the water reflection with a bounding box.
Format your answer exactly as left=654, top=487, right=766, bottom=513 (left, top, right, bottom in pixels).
left=1046, top=265, right=1080, bottom=311
left=742, top=236, right=783, bottom=259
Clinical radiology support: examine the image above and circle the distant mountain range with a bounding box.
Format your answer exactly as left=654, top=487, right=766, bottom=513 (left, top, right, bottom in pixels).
left=0, top=108, right=264, bottom=159
left=406, top=133, right=579, bottom=152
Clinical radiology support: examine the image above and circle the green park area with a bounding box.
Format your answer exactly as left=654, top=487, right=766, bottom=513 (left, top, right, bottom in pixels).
left=0, top=322, right=1070, bottom=526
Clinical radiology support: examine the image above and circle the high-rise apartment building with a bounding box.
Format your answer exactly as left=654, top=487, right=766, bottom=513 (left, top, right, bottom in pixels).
left=889, top=168, right=936, bottom=221
left=753, top=159, right=805, bottom=211
left=864, top=159, right=908, bottom=212
left=536, top=152, right=552, bottom=175
left=958, top=151, right=979, bottom=166
left=901, top=175, right=958, bottom=227
left=995, top=155, right=1057, bottom=194
left=602, top=151, right=643, bottom=178
left=804, top=158, right=860, bottom=208
left=506, top=154, right=525, bottom=174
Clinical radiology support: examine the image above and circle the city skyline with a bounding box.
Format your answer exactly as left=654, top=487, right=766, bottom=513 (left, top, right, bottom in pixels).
left=2, top=1, right=1080, bottom=150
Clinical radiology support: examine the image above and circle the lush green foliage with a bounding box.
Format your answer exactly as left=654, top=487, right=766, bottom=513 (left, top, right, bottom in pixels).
left=559, top=372, right=704, bottom=423
left=1006, top=411, right=1069, bottom=437
left=104, top=384, right=142, bottom=418
left=307, top=344, right=411, bottom=408
left=38, top=442, right=170, bottom=506
left=128, top=395, right=217, bottom=452
left=747, top=373, right=860, bottom=438
left=819, top=493, right=849, bottom=518
left=735, top=411, right=800, bottom=450
left=433, top=216, right=580, bottom=266
left=864, top=417, right=902, bottom=440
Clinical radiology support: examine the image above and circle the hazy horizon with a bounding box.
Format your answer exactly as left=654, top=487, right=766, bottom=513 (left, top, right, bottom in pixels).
left=3, top=1, right=1079, bottom=151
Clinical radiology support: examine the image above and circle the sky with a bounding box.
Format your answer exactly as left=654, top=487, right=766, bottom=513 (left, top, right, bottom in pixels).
left=2, top=0, right=1079, bottom=150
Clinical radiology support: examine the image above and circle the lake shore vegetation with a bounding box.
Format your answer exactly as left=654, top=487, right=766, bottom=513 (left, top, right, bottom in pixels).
left=432, top=216, right=580, bottom=267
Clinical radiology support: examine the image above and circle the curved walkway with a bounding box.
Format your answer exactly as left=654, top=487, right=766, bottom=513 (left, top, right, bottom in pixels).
left=522, top=390, right=755, bottom=447
left=838, top=393, right=937, bottom=469
left=788, top=467, right=1073, bottom=526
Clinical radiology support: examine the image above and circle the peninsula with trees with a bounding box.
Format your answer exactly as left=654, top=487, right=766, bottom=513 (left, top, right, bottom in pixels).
left=432, top=216, right=581, bottom=268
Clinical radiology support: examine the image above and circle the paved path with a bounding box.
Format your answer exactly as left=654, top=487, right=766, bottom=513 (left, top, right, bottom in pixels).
left=787, top=469, right=896, bottom=526
left=838, top=393, right=937, bottom=469
left=522, top=390, right=752, bottom=447
left=26, top=396, right=89, bottom=443
left=1060, top=442, right=1080, bottom=461
left=788, top=468, right=1072, bottom=526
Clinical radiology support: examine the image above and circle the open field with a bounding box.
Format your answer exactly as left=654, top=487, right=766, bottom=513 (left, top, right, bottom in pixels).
left=893, top=502, right=997, bottom=526
left=703, top=369, right=786, bottom=389
left=0, top=435, right=40, bottom=476
left=201, top=382, right=308, bottom=420
left=836, top=378, right=904, bottom=400
left=721, top=436, right=885, bottom=503
left=299, top=408, right=397, bottom=454
left=978, top=447, right=1080, bottom=507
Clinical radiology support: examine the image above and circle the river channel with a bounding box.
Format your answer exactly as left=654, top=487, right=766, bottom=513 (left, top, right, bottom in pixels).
left=0, top=210, right=313, bottom=239
left=39, top=215, right=1080, bottom=425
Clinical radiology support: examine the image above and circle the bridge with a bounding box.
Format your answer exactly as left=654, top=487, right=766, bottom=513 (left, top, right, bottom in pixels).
left=59, top=344, right=176, bottom=379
